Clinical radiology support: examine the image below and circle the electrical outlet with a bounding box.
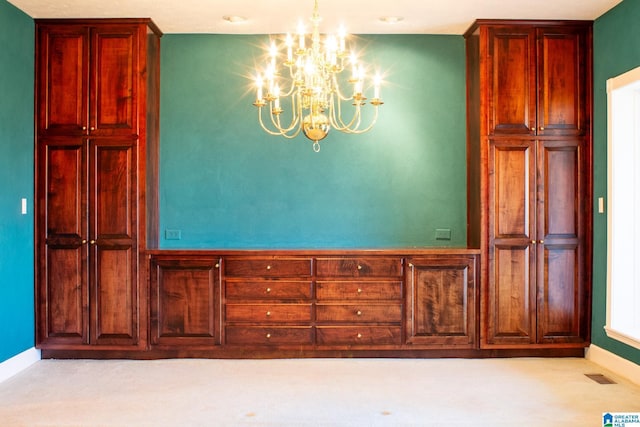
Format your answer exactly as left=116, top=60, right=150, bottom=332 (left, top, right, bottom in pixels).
left=165, top=229, right=182, bottom=240
left=435, top=228, right=452, bottom=240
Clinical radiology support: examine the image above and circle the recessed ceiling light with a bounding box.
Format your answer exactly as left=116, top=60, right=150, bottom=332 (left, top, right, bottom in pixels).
left=223, top=15, right=247, bottom=24
left=379, top=16, right=404, bottom=24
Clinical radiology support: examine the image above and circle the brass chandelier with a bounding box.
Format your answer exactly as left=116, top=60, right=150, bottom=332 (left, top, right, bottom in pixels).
left=252, top=0, right=384, bottom=152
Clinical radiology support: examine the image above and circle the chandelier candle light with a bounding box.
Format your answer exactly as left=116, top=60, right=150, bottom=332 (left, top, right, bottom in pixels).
left=252, top=0, right=384, bottom=152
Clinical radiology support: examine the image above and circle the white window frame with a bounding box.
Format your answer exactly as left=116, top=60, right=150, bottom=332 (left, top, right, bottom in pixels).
left=606, top=65, right=640, bottom=349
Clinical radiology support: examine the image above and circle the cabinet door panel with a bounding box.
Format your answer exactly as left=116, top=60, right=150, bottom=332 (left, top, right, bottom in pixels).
left=150, top=258, right=220, bottom=347
left=37, top=26, right=88, bottom=136
left=43, top=247, right=88, bottom=343
left=538, top=245, right=582, bottom=342
left=540, top=141, right=580, bottom=238
left=406, top=256, right=477, bottom=347
left=90, top=140, right=137, bottom=345
left=43, top=141, right=86, bottom=238
left=488, top=27, right=536, bottom=135
left=491, top=141, right=535, bottom=239
left=537, top=28, right=588, bottom=136
left=37, top=139, right=88, bottom=345
left=92, top=141, right=135, bottom=239
left=90, top=26, right=138, bottom=136
left=537, top=139, right=586, bottom=343
left=488, top=245, right=535, bottom=344
left=92, top=247, right=135, bottom=344
left=488, top=140, right=536, bottom=345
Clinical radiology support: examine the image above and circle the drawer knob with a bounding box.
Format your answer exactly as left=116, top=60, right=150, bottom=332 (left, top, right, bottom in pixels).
left=266, top=333, right=271, bottom=339
left=357, top=265, right=362, bottom=270
left=266, top=287, right=271, bottom=293
left=215, top=263, right=220, bottom=268
left=356, top=310, right=363, bottom=316
left=357, top=288, right=363, bottom=294
left=266, top=265, right=271, bottom=270
left=266, top=311, right=272, bottom=317
left=357, top=333, right=363, bottom=339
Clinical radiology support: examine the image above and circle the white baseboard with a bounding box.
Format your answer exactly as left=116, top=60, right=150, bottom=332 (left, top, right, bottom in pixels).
left=0, top=347, right=41, bottom=384
left=586, top=344, right=640, bottom=386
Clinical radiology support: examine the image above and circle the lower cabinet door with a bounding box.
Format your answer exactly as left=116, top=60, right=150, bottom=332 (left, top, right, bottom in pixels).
left=405, top=256, right=478, bottom=348
left=150, top=257, right=221, bottom=347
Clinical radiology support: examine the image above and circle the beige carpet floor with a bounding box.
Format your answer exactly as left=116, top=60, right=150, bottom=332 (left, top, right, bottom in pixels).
left=0, top=357, right=639, bottom=426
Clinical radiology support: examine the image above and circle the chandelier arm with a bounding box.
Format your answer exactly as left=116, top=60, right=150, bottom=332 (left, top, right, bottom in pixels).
left=337, top=94, right=363, bottom=130
left=258, top=108, right=292, bottom=136
left=265, top=91, right=304, bottom=134
left=256, top=99, right=302, bottom=137
left=281, top=77, right=298, bottom=98
left=268, top=106, right=301, bottom=135
left=271, top=119, right=303, bottom=139
left=330, top=96, right=363, bottom=131
left=287, top=64, right=297, bottom=80
left=339, top=106, right=379, bottom=134
left=332, top=110, right=362, bottom=132
left=331, top=74, right=354, bottom=102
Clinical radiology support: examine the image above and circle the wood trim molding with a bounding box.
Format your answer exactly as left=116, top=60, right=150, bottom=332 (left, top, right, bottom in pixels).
left=0, top=348, right=41, bottom=384
left=586, top=344, right=640, bottom=386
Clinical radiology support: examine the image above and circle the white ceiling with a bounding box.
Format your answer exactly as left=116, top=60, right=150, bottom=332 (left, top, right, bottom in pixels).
left=8, top=0, right=623, bottom=35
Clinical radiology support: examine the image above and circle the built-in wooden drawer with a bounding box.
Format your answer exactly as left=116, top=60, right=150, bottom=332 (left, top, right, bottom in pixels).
left=316, top=281, right=402, bottom=300
left=316, top=326, right=402, bottom=345
left=225, top=326, right=313, bottom=345
left=225, top=303, right=312, bottom=322
left=315, top=257, right=402, bottom=278
left=316, top=304, right=402, bottom=323
left=225, top=281, right=312, bottom=300
left=225, top=258, right=312, bottom=278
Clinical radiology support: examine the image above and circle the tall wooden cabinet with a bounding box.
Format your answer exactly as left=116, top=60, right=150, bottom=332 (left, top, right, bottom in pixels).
left=465, top=20, right=592, bottom=348
left=35, top=20, right=161, bottom=350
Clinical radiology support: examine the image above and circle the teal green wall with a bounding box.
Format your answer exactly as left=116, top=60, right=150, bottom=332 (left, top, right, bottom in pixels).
left=593, top=0, right=640, bottom=365
left=2, top=0, right=634, bottom=365
left=159, top=34, right=467, bottom=248
left=0, top=0, right=34, bottom=363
